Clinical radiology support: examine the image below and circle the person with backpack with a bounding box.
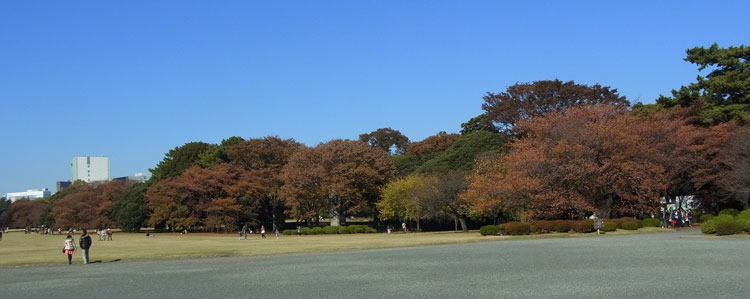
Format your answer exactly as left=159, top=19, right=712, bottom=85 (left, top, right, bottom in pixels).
left=63, top=235, right=76, bottom=265
left=79, top=229, right=92, bottom=264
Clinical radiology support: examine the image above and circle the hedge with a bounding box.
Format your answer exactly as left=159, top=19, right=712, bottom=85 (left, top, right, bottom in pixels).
left=282, top=229, right=298, bottom=235
left=572, top=220, right=595, bottom=233
left=620, top=221, right=640, bottom=230
left=602, top=221, right=617, bottom=232
left=715, top=220, right=744, bottom=236
left=479, top=225, right=499, bottom=236
left=293, top=225, right=376, bottom=235
left=502, top=222, right=531, bottom=235
left=642, top=218, right=661, bottom=227
left=699, top=214, right=715, bottom=223
left=701, top=214, right=736, bottom=235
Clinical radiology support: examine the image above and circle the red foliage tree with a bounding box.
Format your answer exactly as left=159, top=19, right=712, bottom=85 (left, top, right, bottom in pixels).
left=52, top=181, right=125, bottom=229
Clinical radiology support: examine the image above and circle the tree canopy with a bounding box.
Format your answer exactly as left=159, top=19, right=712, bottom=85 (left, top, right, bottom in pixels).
left=149, top=142, right=213, bottom=183
left=359, top=127, right=410, bottom=155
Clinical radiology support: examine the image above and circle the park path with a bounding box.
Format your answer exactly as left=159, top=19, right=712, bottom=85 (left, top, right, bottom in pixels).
left=1, top=229, right=748, bottom=299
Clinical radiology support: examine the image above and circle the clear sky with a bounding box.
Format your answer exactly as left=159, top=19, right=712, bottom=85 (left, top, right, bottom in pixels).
left=1, top=1, right=748, bottom=196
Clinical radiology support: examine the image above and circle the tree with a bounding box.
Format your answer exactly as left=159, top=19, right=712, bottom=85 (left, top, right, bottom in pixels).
left=657, top=44, right=750, bottom=124
left=112, top=182, right=149, bottom=232
left=419, top=172, right=471, bottom=232
left=482, top=79, right=628, bottom=131
left=52, top=181, right=125, bottom=228
left=0, top=197, right=11, bottom=227
left=149, top=142, right=213, bottom=183
left=359, top=127, right=410, bottom=155
left=460, top=113, right=497, bottom=135
left=415, top=130, right=508, bottom=173
left=226, top=136, right=303, bottom=228
left=405, top=132, right=460, bottom=156
left=704, top=126, right=750, bottom=209
left=377, top=175, right=426, bottom=229
left=281, top=140, right=396, bottom=225
left=146, top=164, right=252, bottom=231
left=196, top=136, right=245, bottom=167
left=8, top=199, right=49, bottom=228
left=466, top=105, right=667, bottom=219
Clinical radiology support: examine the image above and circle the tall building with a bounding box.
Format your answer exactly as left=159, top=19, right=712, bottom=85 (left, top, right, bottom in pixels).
left=6, top=188, right=51, bottom=202
left=56, top=181, right=72, bottom=193
left=71, top=156, right=110, bottom=182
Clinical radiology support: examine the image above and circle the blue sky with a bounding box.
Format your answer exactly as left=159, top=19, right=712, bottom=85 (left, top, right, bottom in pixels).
left=1, top=1, right=748, bottom=196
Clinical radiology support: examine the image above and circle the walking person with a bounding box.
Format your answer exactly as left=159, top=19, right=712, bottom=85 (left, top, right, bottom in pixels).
left=589, top=213, right=603, bottom=234
left=79, top=229, right=92, bottom=264
left=260, top=225, right=266, bottom=239
left=106, top=228, right=113, bottom=241
left=63, top=235, right=76, bottom=265
left=273, top=224, right=280, bottom=239
left=240, top=224, right=248, bottom=240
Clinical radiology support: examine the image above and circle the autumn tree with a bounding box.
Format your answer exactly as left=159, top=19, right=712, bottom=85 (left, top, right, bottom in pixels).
left=146, top=164, right=250, bottom=231
left=0, top=197, right=11, bottom=227
left=226, top=136, right=303, bottom=228
left=281, top=140, right=396, bottom=225
left=702, top=126, right=750, bottom=209
left=466, top=105, right=667, bottom=219
left=52, top=181, right=125, bottom=229
left=482, top=79, right=628, bottom=132
left=418, top=172, right=471, bottom=232
left=149, top=142, right=213, bottom=183
left=7, top=199, right=49, bottom=228
left=359, top=127, right=410, bottom=155
left=377, top=175, right=426, bottom=229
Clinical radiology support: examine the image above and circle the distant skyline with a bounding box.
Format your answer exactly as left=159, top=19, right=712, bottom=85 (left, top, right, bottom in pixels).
left=1, top=1, right=748, bottom=195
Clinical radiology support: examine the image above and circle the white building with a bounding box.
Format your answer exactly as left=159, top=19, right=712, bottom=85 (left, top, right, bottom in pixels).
left=71, top=156, right=110, bottom=182
left=6, top=188, right=51, bottom=202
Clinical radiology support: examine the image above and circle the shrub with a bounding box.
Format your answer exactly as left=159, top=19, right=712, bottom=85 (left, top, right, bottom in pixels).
left=531, top=220, right=555, bottom=233
left=690, top=209, right=704, bottom=223
left=572, top=220, right=595, bottom=233
left=552, top=220, right=573, bottom=233
left=642, top=218, right=661, bottom=227
left=620, top=221, right=640, bottom=230
left=282, top=229, right=297, bottom=235
left=699, top=214, right=715, bottom=223
left=701, top=214, right=735, bottom=234
left=480, top=225, right=499, bottom=236
left=322, top=226, right=340, bottom=234
left=348, top=225, right=368, bottom=233
left=301, top=227, right=313, bottom=235
left=365, top=227, right=377, bottom=233
left=602, top=221, right=617, bottom=232
left=715, top=220, right=743, bottom=235
left=311, top=227, right=325, bottom=234
left=502, top=222, right=531, bottom=235
left=719, top=208, right=740, bottom=217
left=737, top=210, right=750, bottom=220
left=611, top=217, right=643, bottom=228
left=738, top=219, right=750, bottom=232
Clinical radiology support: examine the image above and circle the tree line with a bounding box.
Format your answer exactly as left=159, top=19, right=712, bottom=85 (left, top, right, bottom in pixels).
left=1, top=43, right=748, bottom=232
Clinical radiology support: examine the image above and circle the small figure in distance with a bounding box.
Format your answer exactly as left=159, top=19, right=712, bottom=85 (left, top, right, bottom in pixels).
left=240, top=224, right=248, bottom=240
left=63, top=234, right=76, bottom=265
left=106, top=228, right=113, bottom=241
left=402, top=222, right=407, bottom=233
left=260, top=225, right=266, bottom=239
left=589, top=213, right=603, bottom=235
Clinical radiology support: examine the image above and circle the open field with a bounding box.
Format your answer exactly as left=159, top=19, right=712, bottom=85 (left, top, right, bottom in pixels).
left=1, top=229, right=749, bottom=298
left=0, top=228, right=669, bottom=267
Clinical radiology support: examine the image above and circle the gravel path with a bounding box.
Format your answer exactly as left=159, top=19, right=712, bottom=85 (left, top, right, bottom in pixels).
left=2, top=229, right=748, bottom=298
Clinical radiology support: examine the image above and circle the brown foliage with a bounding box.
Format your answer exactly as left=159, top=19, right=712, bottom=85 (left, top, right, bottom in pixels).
left=8, top=199, right=49, bottom=228
left=482, top=79, right=628, bottom=131
left=405, top=133, right=460, bottom=156
left=280, top=140, right=397, bottom=222
left=146, top=164, right=251, bottom=231
left=52, top=181, right=125, bottom=228
left=466, top=105, right=726, bottom=219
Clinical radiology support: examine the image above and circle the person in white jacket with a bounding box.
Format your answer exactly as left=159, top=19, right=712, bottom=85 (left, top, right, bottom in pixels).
left=63, top=234, right=76, bottom=265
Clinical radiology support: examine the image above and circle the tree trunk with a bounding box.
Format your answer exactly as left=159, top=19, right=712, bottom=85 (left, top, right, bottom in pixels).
left=458, top=216, right=468, bottom=232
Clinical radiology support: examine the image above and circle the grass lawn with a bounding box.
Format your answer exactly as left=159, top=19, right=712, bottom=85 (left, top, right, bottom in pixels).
left=0, top=227, right=670, bottom=267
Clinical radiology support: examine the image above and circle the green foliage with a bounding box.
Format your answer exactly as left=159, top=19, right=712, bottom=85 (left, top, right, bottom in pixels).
left=391, top=154, right=426, bottom=176
left=282, top=229, right=298, bottom=235
left=700, top=214, right=715, bottom=223
left=738, top=210, right=750, bottom=220
left=195, top=137, right=244, bottom=167
left=415, top=131, right=508, bottom=173
left=501, top=222, right=531, bottom=235
left=301, top=227, right=314, bottom=235
left=311, top=227, right=325, bottom=234
left=572, top=220, right=595, bottom=233
left=620, top=221, right=640, bottom=230
left=359, top=127, right=410, bottom=155
left=112, top=182, right=149, bottom=232
left=0, top=197, right=11, bottom=227
left=460, top=114, right=497, bottom=135
left=642, top=218, right=661, bottom=227
left=296, top=225, right=376, bottom=235
left=701, top=214, right=735, bottom=234
left=611, top=217, right=643, bottom=229
left=602, top=221, right=618, bottom=232
left=715, top=220, right=743, bottom=236
left=377, top=175, right=425, bottom=223
left=479, top=225, right=499, bottom=236
left=719, top=208, right=740, bottom=217
left=657, top=44, right=750, bottom=124
left=149, top=142, right=213, bottom=182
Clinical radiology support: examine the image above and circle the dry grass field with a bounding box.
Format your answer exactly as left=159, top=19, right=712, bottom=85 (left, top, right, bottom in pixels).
left=0, top=227, right=669, bottom=267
